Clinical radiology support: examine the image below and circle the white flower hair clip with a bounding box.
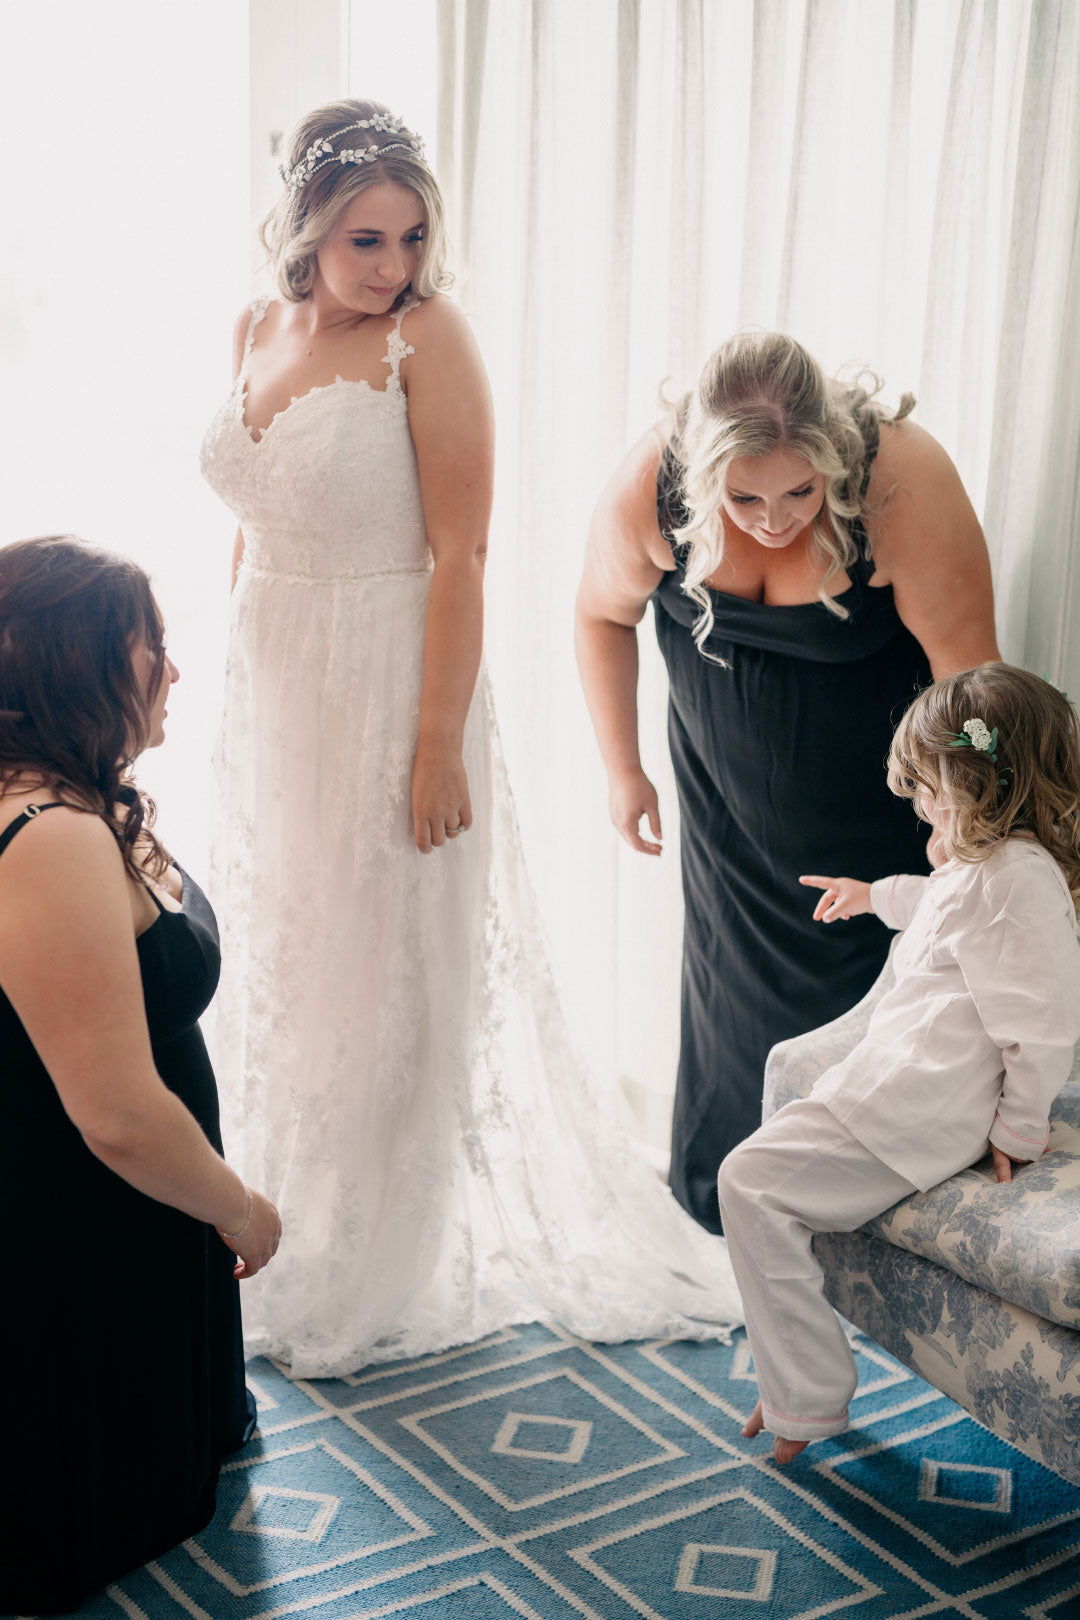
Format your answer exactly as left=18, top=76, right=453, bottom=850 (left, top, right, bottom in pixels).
left=952, top=718, right=996, bottom=756
left=946, top=718, right=1011, bottom=787
left=281, top=116, right=424, bottom=193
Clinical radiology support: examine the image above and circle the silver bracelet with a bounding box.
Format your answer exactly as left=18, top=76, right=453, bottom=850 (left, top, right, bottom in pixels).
left=222, top=1187, right=254, bottom=1241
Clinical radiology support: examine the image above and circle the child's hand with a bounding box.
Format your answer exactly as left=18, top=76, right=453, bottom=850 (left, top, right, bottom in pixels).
left=991, top=1143, right=1051, bottom=1183
left=799, top=875, right=873, bottom=923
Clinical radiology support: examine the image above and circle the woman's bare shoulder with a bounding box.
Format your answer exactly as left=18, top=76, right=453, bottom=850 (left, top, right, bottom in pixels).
left=398, top=295, right=486, bottom=388
left=870, top=413, right=960, bottom=493
left=0, top=802, right=120, bottom=892
left=578, top=424, right=674, bottom=617
left=868, top=413, right=983, bottom=548
left=592, top=424, right=676, bottom=570
left=864, top=414, right=998, bottom=672
left=401, top=292, right=471, bottom=342
left=599, top=423, right=667, bottom=520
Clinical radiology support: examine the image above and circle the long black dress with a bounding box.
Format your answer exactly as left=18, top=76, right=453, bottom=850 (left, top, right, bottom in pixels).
left=653, top=443, right=933, bottom=1233
left=0, top=807, right=250, bottom=1617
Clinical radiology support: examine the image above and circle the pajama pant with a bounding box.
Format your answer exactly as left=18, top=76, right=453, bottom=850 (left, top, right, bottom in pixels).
left=716, top=1096, right=917, bottom=1442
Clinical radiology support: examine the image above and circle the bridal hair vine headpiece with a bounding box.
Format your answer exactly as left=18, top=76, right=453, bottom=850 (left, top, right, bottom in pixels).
left=947, top=718, right=1011, bottom=787
left=281, top=115, right=425, bottom=193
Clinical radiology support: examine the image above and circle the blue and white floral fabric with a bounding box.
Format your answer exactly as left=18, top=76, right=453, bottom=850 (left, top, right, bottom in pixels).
left=815, top=1231, right=1080, bottom=1484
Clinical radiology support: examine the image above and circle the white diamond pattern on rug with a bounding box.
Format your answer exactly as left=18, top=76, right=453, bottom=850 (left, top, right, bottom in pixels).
left=730, top=1338, right=757, bottom=1382
left=571, top=1486, right=875, bottom=1620
left=185, top=1434, right=435, bottom=1597
left=918, top=1458, right=1014, bottom=1515
left=490, top=1411, right=593, bottom=1464
left=84, top=1326, right=1080, bottom=1619
left=641, top=1331, right=910, bottom=1428
left=229, top=1483, right=341, bottom=1542
left=242, top=1373, right=278, bottom=1411
left=402, top=1367, right=682, bottom=1511
left=674, top=1542, right=777, bottom=1601
left=820, top=1414, right=1080, bottom=1570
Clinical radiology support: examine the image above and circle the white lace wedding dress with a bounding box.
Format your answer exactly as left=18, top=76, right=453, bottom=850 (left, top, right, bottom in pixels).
left=200, top=296, right=740, bottom=1377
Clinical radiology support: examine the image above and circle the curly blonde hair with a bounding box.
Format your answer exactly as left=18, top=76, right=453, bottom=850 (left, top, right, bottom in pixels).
left=668, top=331, right=914, bottom=662
left=260, top=98, right=453, bottom=302
left=888, top=663, right=1080, bottom=909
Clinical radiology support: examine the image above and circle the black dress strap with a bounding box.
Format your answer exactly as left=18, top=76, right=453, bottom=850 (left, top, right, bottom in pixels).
left=0, top=803, right=67, bottom=860
left=138, top=871, right=168, bottom=914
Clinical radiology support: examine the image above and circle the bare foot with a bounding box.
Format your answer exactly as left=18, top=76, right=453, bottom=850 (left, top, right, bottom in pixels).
left=741, top=1401, right=809, bottom=1463
left=742, top=1398, right=765, bottom=1438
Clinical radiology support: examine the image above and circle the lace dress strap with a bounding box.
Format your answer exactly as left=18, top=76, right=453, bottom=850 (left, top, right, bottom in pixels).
left=239, top=296, right=273, bottom=381
left=382, top=296, right=418, bottom=390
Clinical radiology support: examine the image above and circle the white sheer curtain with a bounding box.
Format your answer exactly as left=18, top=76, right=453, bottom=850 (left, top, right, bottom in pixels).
left=434, top=0, right=1080, bottom=1135
left=0, top=1, right=250, bottom=876
left=4, top=4, right=1076, bottom=1139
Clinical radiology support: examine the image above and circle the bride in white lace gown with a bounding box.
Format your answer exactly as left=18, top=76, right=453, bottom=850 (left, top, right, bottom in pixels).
left=201, top=98, right=739, bottom=1378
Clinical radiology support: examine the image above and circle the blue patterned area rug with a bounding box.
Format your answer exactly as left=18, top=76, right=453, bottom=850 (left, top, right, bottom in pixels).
left=55, top=1324, right=1080, bottom=1619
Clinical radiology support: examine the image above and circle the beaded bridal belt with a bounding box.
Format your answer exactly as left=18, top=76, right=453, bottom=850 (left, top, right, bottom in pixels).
left=244, top=563, right=431, bottom=586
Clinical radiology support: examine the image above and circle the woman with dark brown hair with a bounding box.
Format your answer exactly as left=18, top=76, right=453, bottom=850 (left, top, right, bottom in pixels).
left=0, top=535, right=280, bottom=1616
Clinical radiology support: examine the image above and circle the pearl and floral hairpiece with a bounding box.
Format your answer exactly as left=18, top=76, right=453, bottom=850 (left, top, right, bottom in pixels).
left=281, top=115, right=425, bottom=193
left=946, top=718, right=1011, bottom=787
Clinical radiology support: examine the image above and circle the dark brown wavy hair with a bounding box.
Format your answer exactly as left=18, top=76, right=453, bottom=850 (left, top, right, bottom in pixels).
left=0, top=535, right=170, bottom=877
left=888, top=663, right=1080, bottom=909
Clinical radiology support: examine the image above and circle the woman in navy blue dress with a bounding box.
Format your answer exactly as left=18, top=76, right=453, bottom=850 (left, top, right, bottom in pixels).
left=0, top=536, right=281, bottom=1615
left=576, top=332, right=1000, bottom=1233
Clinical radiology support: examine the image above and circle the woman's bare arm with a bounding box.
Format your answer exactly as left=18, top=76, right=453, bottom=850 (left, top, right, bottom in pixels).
left=866, top=419, right=1001, bottom=678
left=0, top=809, right=279, bottom=1274
left=401, top=297, right=495, bottom=852
left=575, top=428, right=671, bottom=853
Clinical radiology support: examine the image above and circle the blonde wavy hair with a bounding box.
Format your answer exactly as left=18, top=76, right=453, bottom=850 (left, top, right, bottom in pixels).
left=888, top=663, right=1080, bottom=910
left=668, top=331, right=914, bottom=661
left=260, top=98, right=453, bottom=302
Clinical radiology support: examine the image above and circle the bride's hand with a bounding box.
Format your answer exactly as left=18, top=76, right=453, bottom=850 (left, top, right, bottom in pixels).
left=411, top=743, right=473, bottom=852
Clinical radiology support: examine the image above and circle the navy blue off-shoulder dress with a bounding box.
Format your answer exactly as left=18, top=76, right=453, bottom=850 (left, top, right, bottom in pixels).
left=653, top=443, right=933, bottom=1232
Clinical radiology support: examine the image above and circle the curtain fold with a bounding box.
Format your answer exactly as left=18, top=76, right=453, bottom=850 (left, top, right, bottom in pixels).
left=985, top=2, right=1080, bottom=689
left=435, top=0, right=1080, bottom=1133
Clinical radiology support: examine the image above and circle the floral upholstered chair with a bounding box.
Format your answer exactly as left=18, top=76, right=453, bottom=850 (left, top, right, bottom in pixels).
left=762, top=948, right=1080, bottom=1485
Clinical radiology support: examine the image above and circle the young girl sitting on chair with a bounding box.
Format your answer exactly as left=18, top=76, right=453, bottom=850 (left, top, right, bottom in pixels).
left=717, top=663, right=1080, bottom=1464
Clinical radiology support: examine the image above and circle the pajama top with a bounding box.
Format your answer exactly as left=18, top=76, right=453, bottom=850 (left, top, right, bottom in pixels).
left=810, top=838, right=1080, bottom=1189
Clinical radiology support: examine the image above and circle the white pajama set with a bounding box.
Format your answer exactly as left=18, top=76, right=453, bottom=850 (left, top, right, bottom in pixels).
left=716, top=837, right=1080, bottom=1443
